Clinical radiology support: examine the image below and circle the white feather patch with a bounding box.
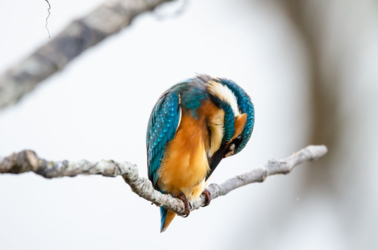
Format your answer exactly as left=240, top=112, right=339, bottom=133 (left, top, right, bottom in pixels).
left=176, top=94, right=182, bottom=131
left=207, top=80, right=241, bottom=116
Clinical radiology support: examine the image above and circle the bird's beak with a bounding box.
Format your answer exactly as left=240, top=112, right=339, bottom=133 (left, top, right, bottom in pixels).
left=206, top=113, right=247, bottom=180
left=206, top=144, right=229, bottom=180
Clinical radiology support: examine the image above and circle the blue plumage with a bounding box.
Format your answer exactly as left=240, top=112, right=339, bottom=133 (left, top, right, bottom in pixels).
left=159, top=207, right=168, bottom=232
left=168, top=78, right=209, bottom=119
left=146, top=91, right=182, bottom=232
left=147, top=91, right=181, bottom=187
left=216, top=78, right=255, bottom=154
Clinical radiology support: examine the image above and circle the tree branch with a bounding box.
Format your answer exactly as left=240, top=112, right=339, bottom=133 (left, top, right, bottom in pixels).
left=0, top=145, right=327, bottom=216
left=0, top=0, right=172, bottom=109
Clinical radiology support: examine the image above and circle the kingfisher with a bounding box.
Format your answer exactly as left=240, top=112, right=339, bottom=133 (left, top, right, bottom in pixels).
left=146, top=75, right=255, bottom=232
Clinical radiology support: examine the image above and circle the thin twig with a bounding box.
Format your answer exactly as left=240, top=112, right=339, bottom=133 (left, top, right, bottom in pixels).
left=45, top=0, right=51, bottom=38
left=0, top=145, right=328, bottom=216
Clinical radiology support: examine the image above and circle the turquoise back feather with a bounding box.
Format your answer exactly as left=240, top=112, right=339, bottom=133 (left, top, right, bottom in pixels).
left=147, top=92, right=181, bottom=186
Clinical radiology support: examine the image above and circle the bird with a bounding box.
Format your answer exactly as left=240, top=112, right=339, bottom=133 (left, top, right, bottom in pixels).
left=146, top=74, right=255, bottom=232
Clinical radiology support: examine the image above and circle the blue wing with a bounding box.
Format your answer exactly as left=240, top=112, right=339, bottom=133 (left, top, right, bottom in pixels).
left=146, top=91, right=181, bottom=188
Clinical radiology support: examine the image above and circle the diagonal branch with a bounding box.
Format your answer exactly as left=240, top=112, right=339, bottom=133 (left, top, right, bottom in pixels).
left=0, top=145, right=327, bottom=216
left=0, top=0, right=172, bottom=109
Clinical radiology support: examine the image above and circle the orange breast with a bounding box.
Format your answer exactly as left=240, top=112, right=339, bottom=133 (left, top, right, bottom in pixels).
left=157, top=100, right=221, bottom=200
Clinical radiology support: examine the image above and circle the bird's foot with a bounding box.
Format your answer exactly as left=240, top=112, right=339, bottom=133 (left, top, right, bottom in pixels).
left=177, top=192, right=191, bottom=218
left=202, top=189, right=211, bottom=207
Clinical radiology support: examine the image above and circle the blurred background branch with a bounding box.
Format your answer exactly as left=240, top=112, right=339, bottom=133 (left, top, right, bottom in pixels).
left=0, top=0, right=172, bottom=109
left=281, top=1, right=341, bottom=190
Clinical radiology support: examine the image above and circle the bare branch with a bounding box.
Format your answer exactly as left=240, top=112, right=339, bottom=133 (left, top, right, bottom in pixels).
left=0, top=145, right=327, bottom=216
left=0, top=0, right=172, bottom=109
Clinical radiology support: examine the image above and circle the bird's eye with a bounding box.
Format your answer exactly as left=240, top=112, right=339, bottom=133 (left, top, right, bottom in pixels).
left=237, top=135, right=243, bottom=141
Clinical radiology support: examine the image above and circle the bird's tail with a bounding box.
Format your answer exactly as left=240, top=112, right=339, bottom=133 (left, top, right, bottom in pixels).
left=160, top=207, right=176, bottom=233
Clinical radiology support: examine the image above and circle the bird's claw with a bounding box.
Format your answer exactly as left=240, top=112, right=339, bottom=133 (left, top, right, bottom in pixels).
left=178, top=193, right=191, bottom=218
left=202, top=189, right=211, bottom=207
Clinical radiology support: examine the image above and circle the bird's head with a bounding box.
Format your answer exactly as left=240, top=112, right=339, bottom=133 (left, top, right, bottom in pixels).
left=203, top=76, right=255, bottom=177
